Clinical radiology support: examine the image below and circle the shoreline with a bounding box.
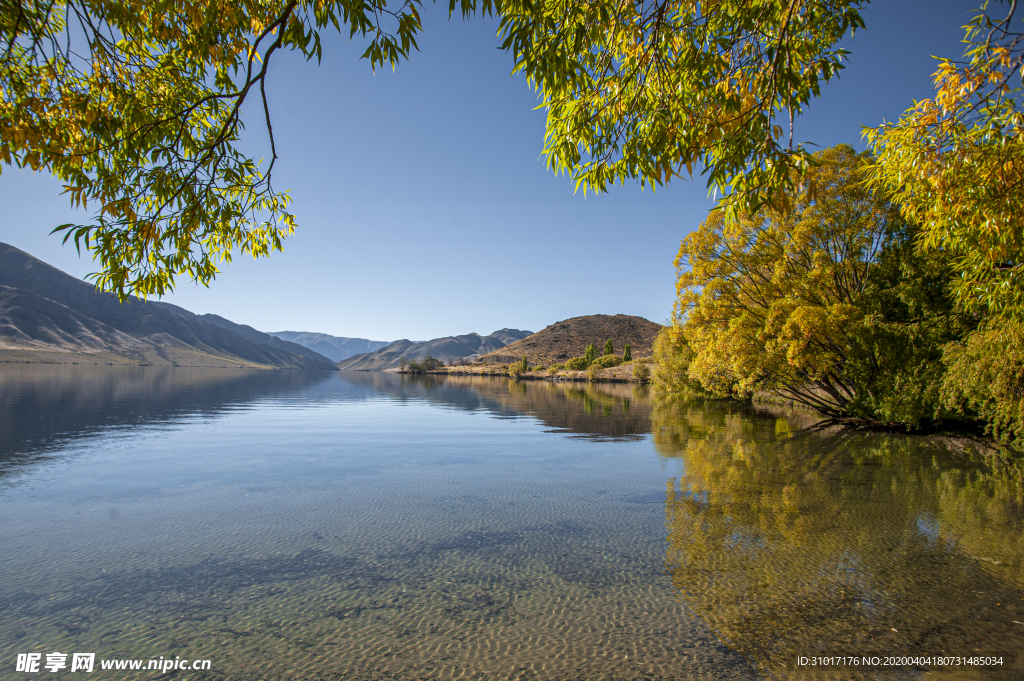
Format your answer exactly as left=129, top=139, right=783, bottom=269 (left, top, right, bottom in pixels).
left=391, top=367, right=1011, bottom=448
left=393, top=358, right=653, bottom=384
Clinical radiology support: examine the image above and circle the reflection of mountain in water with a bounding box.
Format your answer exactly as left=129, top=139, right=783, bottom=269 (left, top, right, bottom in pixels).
left=653, top=396, right=1024, bottom=678
left=340, top=372, right=653, bottom=440
left=0, top=365, right=333, bottom=472
left=1, top=369, right=651, bottom=479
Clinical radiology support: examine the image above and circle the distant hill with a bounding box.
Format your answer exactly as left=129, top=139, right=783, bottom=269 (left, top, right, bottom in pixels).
left=0, top=242, right=338, bottom=370
left=196, top=315, right=337, bottom=365
left=480, top=314, right=663, bottom=365
left=336, top=329, right=532, bottom=371
left=269, top=331, right=391, bottom=362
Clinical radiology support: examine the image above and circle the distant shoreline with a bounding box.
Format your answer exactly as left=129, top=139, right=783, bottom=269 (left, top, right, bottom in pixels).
left=393, top=359, right=653, bottom=384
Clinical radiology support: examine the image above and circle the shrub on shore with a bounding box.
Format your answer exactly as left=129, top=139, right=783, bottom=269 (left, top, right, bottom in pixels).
left=565, top=357, right=589, bottom=371
left=400, top=355, right=445, bottom=373
left=633, top=360, right=652, bottom=382
left=411, top=355, right=444, bottom=372
left=591, top=355, right=622, bottom=369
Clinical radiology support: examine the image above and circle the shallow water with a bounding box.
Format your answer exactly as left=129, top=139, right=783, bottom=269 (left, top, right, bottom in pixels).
left=0, top=366, right=1021, bottom=680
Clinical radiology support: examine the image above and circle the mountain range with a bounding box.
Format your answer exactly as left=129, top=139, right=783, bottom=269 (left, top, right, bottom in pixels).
left=268, top=331, right=392, bottom=362
left=335, top=329, right=532, bottom=371
left=0, top=243, right=655, bottom=373
left=0, top=243, right=338, bottom=370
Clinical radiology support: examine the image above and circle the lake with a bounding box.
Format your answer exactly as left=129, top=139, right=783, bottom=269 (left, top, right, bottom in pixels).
left=0, top=366, right=1021, bottom=680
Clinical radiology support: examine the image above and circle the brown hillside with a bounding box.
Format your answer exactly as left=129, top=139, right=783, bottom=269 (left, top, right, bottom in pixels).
left=481, top=314, right=663, bottom=366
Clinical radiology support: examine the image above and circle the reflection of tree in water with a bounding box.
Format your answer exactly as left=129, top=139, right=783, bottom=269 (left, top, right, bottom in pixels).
left=340, top=372, right=653, bottom=440
left=653, top=396, right=1024, bottom=677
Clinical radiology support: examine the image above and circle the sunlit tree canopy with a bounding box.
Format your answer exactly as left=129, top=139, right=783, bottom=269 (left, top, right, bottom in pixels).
left=2, top=0, right=867, bottom=297
left=866, top=0, right=1024, bottom=318
left=493, top=0, right=866, bottom=212
left=671, top=145, right=968, bottom=424
left=1, top=0, right=427, bottom=298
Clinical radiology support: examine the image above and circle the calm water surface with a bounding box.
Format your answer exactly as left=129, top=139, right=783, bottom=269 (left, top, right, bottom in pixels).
left=0, top=366, right=1021, bottom=680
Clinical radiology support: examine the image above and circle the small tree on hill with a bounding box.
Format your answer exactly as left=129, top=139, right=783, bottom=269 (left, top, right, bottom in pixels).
left=604, top=339, right=613, bottom=356
left=623, top=343, right=632, bottom=362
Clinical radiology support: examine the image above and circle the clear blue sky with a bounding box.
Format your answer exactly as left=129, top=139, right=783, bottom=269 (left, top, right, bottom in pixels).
left=0, top=1, right=975, bottom=341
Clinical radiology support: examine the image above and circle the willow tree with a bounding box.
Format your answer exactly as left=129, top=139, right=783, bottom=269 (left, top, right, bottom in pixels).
left=2, top=0, right=867, bottom=297
left=1, top=0, right=429, bottom=298
left=866, top=0, right=1024, bottom=320
left=495, top=0, right=866, bottom=211
left=673, top=145, right=966, bottom=424
left=864, top=1, right=1024, bottom=441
